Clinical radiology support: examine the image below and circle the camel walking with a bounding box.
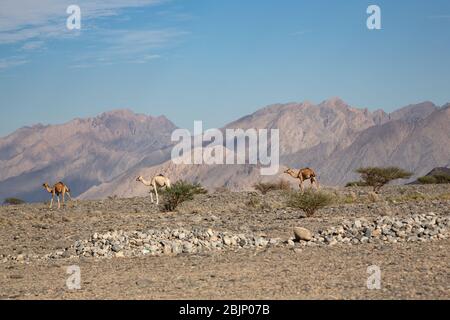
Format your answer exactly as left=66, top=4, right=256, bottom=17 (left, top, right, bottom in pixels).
left=284, top=167, right=319, bottom=192
left=42, top=182, right=72, bottom=209
left=136, top=174, right=171, bottom=205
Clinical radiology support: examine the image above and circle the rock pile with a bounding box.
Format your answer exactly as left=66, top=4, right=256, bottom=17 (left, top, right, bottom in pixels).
left=51, top=228, right=280, bottom=260
left=292, top=213, right=449, bottom=247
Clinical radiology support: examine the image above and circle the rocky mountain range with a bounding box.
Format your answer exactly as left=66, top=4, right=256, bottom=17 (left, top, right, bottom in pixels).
left=1, top=98, right=449, bottom=201
left=0, top=110, right=176, bottom=202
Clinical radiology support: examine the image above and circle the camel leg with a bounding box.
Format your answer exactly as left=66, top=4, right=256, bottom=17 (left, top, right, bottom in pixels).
left=299, top=179, right=304, bottom=193
left=57, top=196, right=61, bottom=209
left=49, top=194, right=54, bottom=209
left=66, top=192, right=72, bottom=201
left=62, top=191, right=66, bottom=208
left=154, top=183, right=159, bottom=205
left=150, top=190, right=154, bottom=203
left=311, top=177, right=319, bottom=190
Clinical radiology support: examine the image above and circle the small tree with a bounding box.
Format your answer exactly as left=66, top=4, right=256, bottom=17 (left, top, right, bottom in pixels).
left=287, top=190, right=334, bottom=217
left=161, top=181, right=207, bottom=212
left=355, top=167, right=413, bottom=192
left=3, top=198, right=25, bottom=205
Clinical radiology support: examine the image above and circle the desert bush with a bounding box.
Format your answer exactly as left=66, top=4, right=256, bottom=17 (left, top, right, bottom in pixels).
left=245, top=196, right=273, bottom=211
left=345, top=181, right=368, bottom=187
left=161, top=181, right=207, bottom=212
left=253, top=180, right=292, bottom=195
left=417, top=176, right=438, bottom=184
left=418, top=174, right=450, bottom=185
left=354, top=167, right=413, bottom=192
left=3, top=198, right=25, bottom=205
left=337, top=194, right=358, bottom=204
left=214, top=186, right=230, bottom=193
left=246, top=196, right=261, bottom=208
left=433, top=174, right=450, bottom=184
left=287, top=189, right=334, bottom=217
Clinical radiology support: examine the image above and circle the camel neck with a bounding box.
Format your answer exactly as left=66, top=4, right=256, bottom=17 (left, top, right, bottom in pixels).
left=140, top=179, right=152, bottom=186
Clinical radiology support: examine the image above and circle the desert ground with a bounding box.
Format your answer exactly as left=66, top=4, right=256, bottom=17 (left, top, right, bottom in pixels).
left=0, top=184, right=449, bottom=300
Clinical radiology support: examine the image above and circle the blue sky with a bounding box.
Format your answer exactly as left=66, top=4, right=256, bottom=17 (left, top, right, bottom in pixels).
left=0, top=0, right=449, bottom=136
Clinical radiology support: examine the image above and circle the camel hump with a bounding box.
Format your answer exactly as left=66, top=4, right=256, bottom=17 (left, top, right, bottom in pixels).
left=302, top=168, right=316, bottom=177
left=157, top=174, right=165, bottom=177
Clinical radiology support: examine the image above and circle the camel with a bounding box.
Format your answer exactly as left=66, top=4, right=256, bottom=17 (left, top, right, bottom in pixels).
left=136, top=174, right=171, bottom=205
left=284, top=167, right=319, bottom=192
left=42, top=182, right=72, bottom=209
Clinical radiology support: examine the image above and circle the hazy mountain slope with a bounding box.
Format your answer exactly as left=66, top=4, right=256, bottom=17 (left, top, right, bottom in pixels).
left=226, top=98, right=382, bottom=155
left=0, top=110, right=177, bottom=202
left=320, top=105, right=450, bottom=185
left=78, top=146, right=293, bottom=200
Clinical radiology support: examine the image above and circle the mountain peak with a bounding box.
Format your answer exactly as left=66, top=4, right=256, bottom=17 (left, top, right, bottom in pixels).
left=320, top=97, right=348, bottom=107
left=389, top=101, right=438, bottom=122
left=99, top=109, right=138, bottom=118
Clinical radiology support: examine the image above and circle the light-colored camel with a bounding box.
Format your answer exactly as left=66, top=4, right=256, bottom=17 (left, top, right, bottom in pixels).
left=42, top=182, right=72, bottom=209
left=136, top=174, right=171, bottom=205
left=284, top=167, right=319, bottom=192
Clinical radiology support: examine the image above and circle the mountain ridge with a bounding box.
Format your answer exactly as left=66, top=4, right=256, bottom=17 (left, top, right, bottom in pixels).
left=1, top=98, right=448, bottom=201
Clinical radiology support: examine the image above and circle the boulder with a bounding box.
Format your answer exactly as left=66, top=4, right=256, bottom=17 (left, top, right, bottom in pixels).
left=293, top=227, right=313, bottom=242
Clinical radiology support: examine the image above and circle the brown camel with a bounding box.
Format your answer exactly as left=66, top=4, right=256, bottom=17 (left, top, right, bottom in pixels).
left=42, top=182, right=72, bottom=209
left=284, top=167, right=319, bottom=192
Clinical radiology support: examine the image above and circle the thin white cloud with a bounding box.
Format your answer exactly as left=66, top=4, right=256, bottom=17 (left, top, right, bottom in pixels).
left=71, top=28, right=187, bottom=67
left=0, top=0, right=187, bottom=67
left=129, top=54, right=161, bottom=64
left=428, top=14, right=450, bottom=19
left=21, top=41, right=45, bottom=51
left=291, top=30, right=311, bottom=36
left=0, top=0, right=164, bottom=44
left=0, top=56, right=29, bottom=70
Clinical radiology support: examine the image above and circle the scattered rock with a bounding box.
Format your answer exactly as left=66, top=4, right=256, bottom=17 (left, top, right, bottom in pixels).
left=115, top=252, right=125, bottom=258
left=293, top=227, right=313, bottom=242
left=308, top=213, right=449, bottom=247
left=34, top=228, right=279, bottom=261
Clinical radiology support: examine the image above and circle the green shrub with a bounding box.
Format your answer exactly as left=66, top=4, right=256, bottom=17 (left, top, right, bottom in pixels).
left=161, top=181, right=207, bottom=212
left=3, top=198, right=25, bottom=205
left=417, top=176, right=438, bottom=185
left=418, top=173, right=450, bottom=185
left=254, top=180, right=292, bottom=195
left=287, top=189, right=334, bottom=217
left=355, top=167, right=413, bottom=192
left=345, top=181, right=368, bottom=187
left=432, top=173, right=450, bottom=184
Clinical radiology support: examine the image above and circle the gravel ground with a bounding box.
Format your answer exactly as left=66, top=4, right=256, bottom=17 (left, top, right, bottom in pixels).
left=0, top=185, right=449, bottom=300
